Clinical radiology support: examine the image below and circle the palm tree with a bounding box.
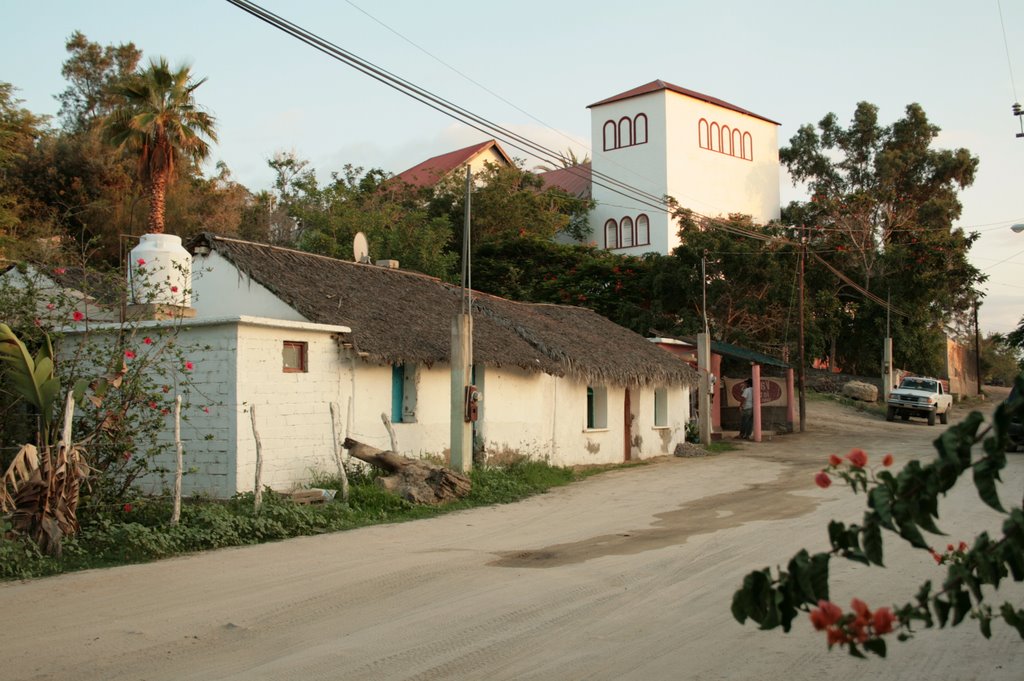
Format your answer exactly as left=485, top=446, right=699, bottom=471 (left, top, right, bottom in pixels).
left=103, top=58, right=217, bottom=234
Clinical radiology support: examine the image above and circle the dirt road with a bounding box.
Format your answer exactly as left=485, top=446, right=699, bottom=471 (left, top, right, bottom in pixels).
left=2, top=394, right=1021, bottom=680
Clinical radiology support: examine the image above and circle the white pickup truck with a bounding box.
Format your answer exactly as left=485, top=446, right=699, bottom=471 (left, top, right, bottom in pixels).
left=886, top=376, right=953, bottom=426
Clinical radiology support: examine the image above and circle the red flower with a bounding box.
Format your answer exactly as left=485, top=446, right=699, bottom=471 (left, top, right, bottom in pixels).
left=872, top=607, right=895, bottom=635
left=148, top=401, right=158, bottom=410
left=161, top=408, right=169, bottom=416
left=46, top=303, right=55, bottom=310
left=930, top=549, right=943, bottom=564
left=202, top=406, right=210, bottom=413
left=184, top=361, right=194, bottom=371
left=124, top=350, right=136, bottom=359
left=826, top=627, right=848, bottom=647
left=162, top=385, right=170, bottom=393
left=143, top=336, right=153, bottom=345
left=123, top=451, right=132, bottom=461
left=828, top=453, right=842, bottom=467
left=123, top=503, right=132, bottom=513
left=947, top=543, right=955, bottom=552
left=53, top=267, right=66, bottom=275
left=34, top=318, right=41, bottom=327
left=850, top=598, right=871, bottom=619
left=814, top=470, right=832, bottom=489
left=171, top=286, right=179, bottom=293
left=136, top=258, right=146, bottom=266
left=882, top=453, right=894, bottom=467
left=845, top=448, right=868, bottom=468
left=958, top=541, right=968, bottom=552
left=72, top=310, right=85, bottom=322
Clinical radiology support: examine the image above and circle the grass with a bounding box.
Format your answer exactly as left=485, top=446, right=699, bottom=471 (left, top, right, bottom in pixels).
left=0, top=459, right=584, bottom=581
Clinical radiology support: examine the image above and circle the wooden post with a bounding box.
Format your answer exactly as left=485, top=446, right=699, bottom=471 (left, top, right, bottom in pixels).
left=171, top=395, right=183, bottom=525
left=329, top=402, right=350, bottom=502
left=752, top=363, right=762, bottom=442
left=250, top=406, right=263, bottom=513
left=381, top=412, right=399, bottom=453
left=59, top=392, right=74, bottom=453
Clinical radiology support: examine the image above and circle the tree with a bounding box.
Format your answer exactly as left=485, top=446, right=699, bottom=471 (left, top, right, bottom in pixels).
left=781, top=102, right=981, bottom=375
left=57, top=31, right=141, bottom=133
left=103, top=58, right=217, bottom=235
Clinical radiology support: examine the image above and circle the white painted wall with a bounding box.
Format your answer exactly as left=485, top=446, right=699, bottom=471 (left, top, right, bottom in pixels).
left=588, top=86, right=781, bottom=255
left=191, top=251, right=307, bottom=322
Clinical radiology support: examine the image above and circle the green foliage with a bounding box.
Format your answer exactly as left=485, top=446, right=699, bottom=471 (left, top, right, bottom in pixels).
left=1, top=459, right=582, bottom=580
left=732, top=375, right=1024, bottom=657
left=780, top=101, right=981, bottom=375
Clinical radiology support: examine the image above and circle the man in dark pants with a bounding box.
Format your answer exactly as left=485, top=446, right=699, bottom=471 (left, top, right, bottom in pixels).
left=738, top=379, right=754, bottom=440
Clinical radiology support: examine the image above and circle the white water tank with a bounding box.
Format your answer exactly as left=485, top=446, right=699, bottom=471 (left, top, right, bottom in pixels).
left=128, top=233, right=192, bottom=306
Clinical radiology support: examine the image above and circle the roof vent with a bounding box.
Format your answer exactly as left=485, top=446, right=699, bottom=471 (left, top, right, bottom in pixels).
left=376, top=259, right=400, bottom=269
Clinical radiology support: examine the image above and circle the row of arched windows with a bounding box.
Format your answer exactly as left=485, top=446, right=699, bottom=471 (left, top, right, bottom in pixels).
left=603, top=113, right=648, bottom=151
left=698, top=119, right=753, bottom=161
left=605, top=214, right=650, bottom=249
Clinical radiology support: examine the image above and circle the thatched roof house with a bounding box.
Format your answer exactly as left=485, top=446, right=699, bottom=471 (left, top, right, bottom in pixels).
left=189, top=233, right=696, bottom=389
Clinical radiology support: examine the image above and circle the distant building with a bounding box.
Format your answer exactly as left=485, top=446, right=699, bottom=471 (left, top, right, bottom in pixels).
left=394, top=139, right=512, bottom=189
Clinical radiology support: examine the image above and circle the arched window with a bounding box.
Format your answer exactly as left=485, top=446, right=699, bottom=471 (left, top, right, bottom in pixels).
left=721, top=126, right=733, bottom=156
left=709, top=122, right=721, bottom=152
left=620, top=216, right=634, bottom=248
left=742, top=132, right=753, bottom=160
left=603, top=120, right=618, bottom=151
left=633, top=114, right=648, bottom=145
left=604, top=219, right=619, bottom=249
left=618, top=117, right=633, bottom=147
left=636, top=214, right=650, bottom=246
left=698, top=119, right=710, bottom=149
left=732, top=128, right=742, bottom=157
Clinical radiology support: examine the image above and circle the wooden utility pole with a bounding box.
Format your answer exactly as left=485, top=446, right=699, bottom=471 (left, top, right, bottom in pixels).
left=798, top=227, right=807, bottom=432
left=450, top=167, right=473, bottom=472
left=974, top=296, right=982, bottom=396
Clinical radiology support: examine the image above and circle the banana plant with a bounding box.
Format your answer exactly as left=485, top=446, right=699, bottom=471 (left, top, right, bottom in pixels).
left=0, top=323, right=61, bottom=448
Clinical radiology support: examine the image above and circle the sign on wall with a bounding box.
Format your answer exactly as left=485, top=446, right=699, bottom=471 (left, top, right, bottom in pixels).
left=724, top=378, right=787, bottom=408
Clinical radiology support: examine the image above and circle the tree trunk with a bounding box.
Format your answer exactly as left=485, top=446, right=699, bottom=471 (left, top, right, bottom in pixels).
left=147, top=169, right=168, bottom=234
left=343, top=438, right=471, bottom=505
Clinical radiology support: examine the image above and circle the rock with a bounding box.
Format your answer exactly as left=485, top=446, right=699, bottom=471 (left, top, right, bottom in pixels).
left=842, top=380, right=878, bottom=403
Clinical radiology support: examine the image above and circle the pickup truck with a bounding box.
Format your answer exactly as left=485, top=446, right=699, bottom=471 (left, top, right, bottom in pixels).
left=886, top=376, right=953, bottom=426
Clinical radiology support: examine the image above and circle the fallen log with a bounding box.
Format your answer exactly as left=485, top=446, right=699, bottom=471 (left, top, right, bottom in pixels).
left=343, top=438, right=472, bottom=505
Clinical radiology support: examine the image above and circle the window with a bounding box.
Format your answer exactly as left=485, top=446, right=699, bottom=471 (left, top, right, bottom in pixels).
left=391, top=364, right=418, bottom=423
left=282, top=341, right=307, bottom=372
left=587, top=386, right=608, bottom=429
left=698, top=118, right=754, bottom=161
left=620, top=216, right=634, bottom=247
left=605, top=219, right=619, bottom=249
left=636, top=214, right=650, bottom=246
left=654, top=387, right=668, bottom=427
left=602, top=113, right=649, bottom=151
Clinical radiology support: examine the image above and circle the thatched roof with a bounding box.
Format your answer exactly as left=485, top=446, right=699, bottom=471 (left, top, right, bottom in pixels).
left=190, top=234, right=697, bottom=388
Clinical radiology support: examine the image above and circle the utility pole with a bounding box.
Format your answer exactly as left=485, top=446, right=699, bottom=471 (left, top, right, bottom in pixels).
left=450, top=167, right=473, bottom=472
left=974, top=296, right=982, bottom=397
left=796, top=227, right=807, bottom=431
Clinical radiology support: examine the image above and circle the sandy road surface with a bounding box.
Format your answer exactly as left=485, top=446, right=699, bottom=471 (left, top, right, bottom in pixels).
left=2, top=394, right=1022, bottom=681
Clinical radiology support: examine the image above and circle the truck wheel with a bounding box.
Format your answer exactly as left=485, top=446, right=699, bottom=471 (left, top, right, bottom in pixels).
left=939, top=408, right=948, bottom=425
left=886, top=406, right=896, bottom=422
left=927, top=410, right=936, bottom=426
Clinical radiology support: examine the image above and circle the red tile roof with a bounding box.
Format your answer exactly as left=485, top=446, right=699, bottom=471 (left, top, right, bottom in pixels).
left=394, top=139, right=512, bottom=188
left=537, top=162, right=591, bottom=199
left=588, top=79, right=779, bottom=125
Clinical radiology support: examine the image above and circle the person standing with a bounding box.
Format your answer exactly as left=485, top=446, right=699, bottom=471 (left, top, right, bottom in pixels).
left=738, top=379, right=754, bottom=440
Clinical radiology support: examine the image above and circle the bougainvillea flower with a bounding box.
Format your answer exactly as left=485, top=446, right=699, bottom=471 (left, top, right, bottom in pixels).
left=845, top=448, right=868, bottom=468
left=46, top=303, right=55, bottom=310
left=143, top=337, right=153, bottom=345
left=814, top=470, right=832, bottom=489
left=958, top=541, right=968, bottom=552
left=882, top=453, right=894, bottom=467
left=72, top=310, right=84, bottom=321
left=828, top=453, right=842, bottom=467
left=872, top=607, right=895, bottom=635
left=124, top=350, right=136, bottom=359
left=53, top=267, right=66, bottom=275
left=148, top=401, right=158, bottom=410
left=850, top=598, right=871, bottom=619
left=170, top=286, right=179, bottom=292
left=137, top=258, right=146, bottom=266
left=123, top=503, right=133, bottom=513
left=184, top=361, right=194, bottom=371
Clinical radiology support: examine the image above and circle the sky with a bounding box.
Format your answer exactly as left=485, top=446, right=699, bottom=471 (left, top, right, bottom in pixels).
left=2, top=0, right=1022, bottom=334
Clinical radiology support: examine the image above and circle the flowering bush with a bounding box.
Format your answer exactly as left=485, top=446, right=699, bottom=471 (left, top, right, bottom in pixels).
left=732, top=377, right=1024, bottom=658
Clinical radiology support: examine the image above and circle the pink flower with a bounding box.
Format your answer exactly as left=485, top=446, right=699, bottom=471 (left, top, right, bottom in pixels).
left=202, top=406, right=210, bottom=414
left=845, top=448, right=868, bottom=468
left=143, top=337, right=153, bottom=345
left=828, top=454, right=842, bottom=467
left=124, top=350, right=136, bottom=359
left=872, top=607, right=895, bottom=635
left=53, top=267, right=66, bottom=275
left=72, top=310, right=84, bottom=322
left=46, top=303, right=55, bottom=310
left=34, top=318, right=42, bottom=327
left=170, top=286, right=178, bottom=292
left=123, top=451, right=132, bottom=461
left=148, top=401, right=158, bottom=410
left=814, top=470, right=832, bottom=489
left=958, top=541, right=968, bottom=552
left=882, top=453, right=894, bottom=467
left=136, top=258, right=146, bottom=266
left=123, top=503, right=133, bottom=513
left=184, top=361, right=194, bottom=371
